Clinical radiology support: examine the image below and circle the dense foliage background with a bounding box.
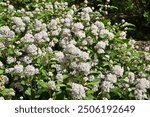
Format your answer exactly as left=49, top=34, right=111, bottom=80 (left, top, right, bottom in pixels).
left=0, top=0, right=149, bottom=100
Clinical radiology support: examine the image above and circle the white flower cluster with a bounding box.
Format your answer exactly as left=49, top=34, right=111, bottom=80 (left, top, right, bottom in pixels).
left=0, top=0, right=149, bottom=100
left=5, top=63, right=39, bottom=77
left=102, top=81, right=114, bottom=92
left=112, top=65, right=124, bottom=77
left=61, top=11, right=73, bottom=27
left=55, top=47, right=91, bottom=75
left=45, top=3, right=53, bottom=9
left=65, top=43, right=81, bottom=55
left=95, top=41, right=108, bottom=49
left=135, top=78, right=150, bottom=99
left=21, top=56, right=33, bottom=64
left=101, top=64, right=125, bottom=93
left=99, top=29, right=114, bottom=40
left=54, top=1, right=68, bottom=10
left=47, top=19, right=61, bottom=36
left=0, top=26, right=15, bottom=39
left=81, top=7, right=93, bottom=21
left=134, top=89, right=148, bottom=100
left=24, top=65, right=39, bottom=76
left=95, top=40, right=108, bottom=54
left=64, top=43, right=90, bottom=61
left=128, top=72, right=135, bottom=83
left=72, top=83, right=86, bottom=99
left=56, top=73, right=63, bottom=82
left=34, top=19, right=47, bottom=32
left=136, top=78, right=150, bottom=91
left=55, top=51, right=65, bottom=63
left=77, top=62, right=91, bottom=75
left=12, top=17, right=26, bottom=33
left=47, top=19, right=58, bottom=30
left=62, top=28, right=71, bottom=37
left=25, top=44, right=38, bottom=55
left=55, top=42, right=91, bottom=76
left=34, top=31, right=49, bottom=42
left=7, top=56, right=16, bottom=64
left=14, top=64, right=24, bottom=74
left=21, top=33, right=34, bottom=43
left=72, top=22, right=85, bottom=38
left=22, top=16, right=30, bottom=23
left=91, top=21, right=105, bottom=36
left=8, top=4, right=14, bottom=10
left=101, top=73, right=117, bottom=93
left=120, top=31, right=127, bottom=39
left=144, top=46, right=150, bottom=51
left=48, top=81, right=56, bottom=90
left=106, top=73, right=117, bottom=83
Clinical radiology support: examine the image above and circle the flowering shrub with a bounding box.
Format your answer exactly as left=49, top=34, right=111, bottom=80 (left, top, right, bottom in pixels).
left=0, top=0, right=150, bottom=100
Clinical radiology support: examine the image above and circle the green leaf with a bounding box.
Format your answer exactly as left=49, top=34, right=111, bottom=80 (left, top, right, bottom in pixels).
left=7, top=48, right=14, bottom=55
left=85, top=95, right=95, bottom=100
left=102, top=62, right=109, bottom=67
left=21, top=80, right=26, bottom=85
left=37, top=80, right=47, bottom=88
left=86, top=79, right=100, bottom=85
left=86, top=90, right=94, bottom=95
left=143, top=12, right=149, bottom=18
left=108, top=6, right=118, bottom=10
left=41, top=69, right=47, bottom=76
left=0, top=88, right=15, bottom=96
left=122, top=22, right=135, bottom=27
left=34, top=95, right=40, bottom=98
left=110, top=87, right=123, bottom=98
left=56, top=83, right=66, bottom=87
left=63, top=74, right=70, bottom=79
left=0, top=69, right=4, bottom=75
left=100, top=34, right=107, bottom=39
left=25, top=88, right=31, bottom=96
left=129, top=92, right=135, bottom=98
left=125, top=28, right=135, bottom=31
left=36, top=58, right=41, bottom=64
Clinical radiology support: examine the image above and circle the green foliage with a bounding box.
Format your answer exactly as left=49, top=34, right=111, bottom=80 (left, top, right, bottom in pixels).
left=109, top=0, right=150, bottom=40
left=0, top=0, right=149, bottom=100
